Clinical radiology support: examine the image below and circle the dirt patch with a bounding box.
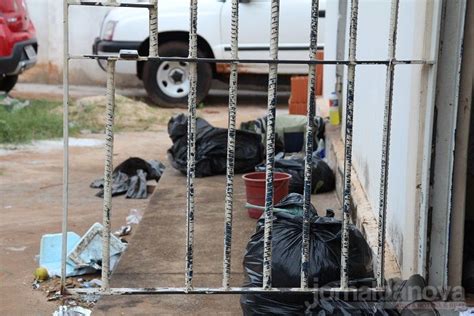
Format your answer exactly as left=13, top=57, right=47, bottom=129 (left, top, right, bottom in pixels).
left=69, top=95, right=182, bottom=132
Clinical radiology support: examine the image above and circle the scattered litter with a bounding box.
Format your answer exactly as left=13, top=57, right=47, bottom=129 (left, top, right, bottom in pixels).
left=114, top=225, right=132, bottom=237
left=39, top=223, right=126, bottom=277
left=4, top=205, right=12, bottom=209
left=6, top=246, right=26, bottom=252
left=241, top=193, right=373, bottom=314
left=34, top=267, right=49, bottom=281
left=39, top=232, right=84, bottom=277
left=47, top=291, right=62, bottom=302
left=0, top=93, right=30, bottom=111
left=460, top=308, right=474, bottom=316
left=240, top=114, right=326, bottom=154
left=53, top=306, right=91, bottom=316
left=255, top=153, right=335, bottom=194
left=81, top=278, right=103, bottom=288
left=91, top=157, right=165, bottom=199
left=167, top=114, right=264, bottom=177
left=68, top=223, right=127, bottom=272
left=126, top=209, right=143, bottom=225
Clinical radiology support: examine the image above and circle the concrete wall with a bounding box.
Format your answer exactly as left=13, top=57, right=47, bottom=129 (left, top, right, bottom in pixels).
left=22, top=0, right=139, bottom=85
left=326, top=0, right=436, bottom=278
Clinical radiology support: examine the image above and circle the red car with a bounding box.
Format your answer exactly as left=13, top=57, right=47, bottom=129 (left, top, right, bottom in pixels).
left=0, top=0, right=37, bottom=93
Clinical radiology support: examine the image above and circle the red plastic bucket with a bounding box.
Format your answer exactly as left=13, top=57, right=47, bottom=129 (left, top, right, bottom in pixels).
left=242, top=172, right=292, bottom=219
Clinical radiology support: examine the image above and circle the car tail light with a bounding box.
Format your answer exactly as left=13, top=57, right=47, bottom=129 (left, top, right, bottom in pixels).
left=103, top=21, right=117, bottom=41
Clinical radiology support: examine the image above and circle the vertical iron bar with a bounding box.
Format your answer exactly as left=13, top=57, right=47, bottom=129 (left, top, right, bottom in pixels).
left=60, top=0, right=69, bottom=294
left=377, top=0, right=399, bottom=289
left=101, top=59, right=116, bottom=292
left=222, top=0, right=239, bottom=289
left=301, top=0, right=320, bottom=289
left=149, top=0, right=158, bottom=57
left=185, top=0, right=198, bottom=291
left=340, top=0, right=359, bottom=290
left=262, top=0, right=280, bottom=289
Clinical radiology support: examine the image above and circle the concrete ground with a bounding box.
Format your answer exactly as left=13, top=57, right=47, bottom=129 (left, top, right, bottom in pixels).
left=1, top=83, right=339, bottom=315
left=93, top=168, right=339, bottom=315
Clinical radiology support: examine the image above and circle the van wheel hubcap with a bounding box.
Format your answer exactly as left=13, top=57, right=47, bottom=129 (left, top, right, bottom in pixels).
left=157, top=61, right=190, bottom=98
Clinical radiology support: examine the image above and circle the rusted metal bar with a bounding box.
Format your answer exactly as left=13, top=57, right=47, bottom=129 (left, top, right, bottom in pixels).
left=377, top=0, right=400, bottom=289
left=148, top=0, right=158, bottom=57
left=74, top=54, right=432, bottom=65
left=300, top=0, right=320, bottom=289
left=340, top=0, right=359, bottom=290
left=222, top=0, right=239, bottom=289
left=67, top=1, right=154, bottom=8
left=60, top=0, right=69, bottom=294
left=185, top=0, right=198, bottom=291
left=262, top=0, right=280, bottom=289
left=71, top=286, right=381, bottom=295
left=101, top=59, right=117, bottom=292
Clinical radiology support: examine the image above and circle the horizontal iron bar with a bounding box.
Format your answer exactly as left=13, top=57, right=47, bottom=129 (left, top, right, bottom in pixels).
left=70, top=287, right=385, bottom=295
left=70, top=55, right=434, bottom=65
left=67, top=1, right=155, bottom=8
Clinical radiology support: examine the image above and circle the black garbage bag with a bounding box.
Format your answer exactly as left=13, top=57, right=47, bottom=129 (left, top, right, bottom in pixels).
left=463, top=221, right=474, bottom=293
left=91, top=157, right=165, bottom=199
left=241, top=194, right=374, bottom=315
left=305, top=275, right=442, bottom=316
left=306, top=297, right=389, bottom=315
left=240, top=116, right=285, bottom=154
left=255, top=155, right=335, bottom=194
left=273, top=192, right=319, bottom=218
left=240, top=115, right=326, bottom=155
left=167, top=114, right=264, bottom=177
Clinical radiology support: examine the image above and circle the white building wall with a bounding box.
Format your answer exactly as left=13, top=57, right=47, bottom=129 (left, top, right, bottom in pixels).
left=23, top=0, right=139, bottom=85
left=322, top=0, right=338, bottom=98
left=327, top=0, right=433, bottom=278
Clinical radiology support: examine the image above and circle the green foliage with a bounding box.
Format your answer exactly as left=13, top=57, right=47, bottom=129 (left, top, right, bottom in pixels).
left=0, top=100, right=79, bottom=144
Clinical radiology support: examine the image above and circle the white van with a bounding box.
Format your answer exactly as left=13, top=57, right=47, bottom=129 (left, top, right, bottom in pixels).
left=93, top=0, right=326, bottom=106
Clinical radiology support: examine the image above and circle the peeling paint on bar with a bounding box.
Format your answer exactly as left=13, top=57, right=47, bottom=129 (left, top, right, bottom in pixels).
left=301, top=0, right=319, bottom=290
left=185, top=0, right=198, bottom=291
left=68, top=1, right=155, bottom=8
left=222, top=0, right=239, bottom=289
left=60, top=0, right=70, bottom=295
left=63, top=0, right=432, bottom=299
left=377, top=0, right=400, bottom=289
left=340, top=0, right=359, bottom=290
left=70, top=286, right=380, bottom=295
left=71, top=54, right=432, bottom=65
left=148, top=0, right=158, bottom=57
left=262, top=0, right=280, bottom=290
left=101, top=59, right=117, bottom=292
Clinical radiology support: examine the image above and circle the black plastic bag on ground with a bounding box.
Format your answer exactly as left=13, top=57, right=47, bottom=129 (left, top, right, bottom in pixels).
left=91, top=157, right=165, bottom=199
left=305, top=275, right=440, bottom=315
left=167, top=113, right=264, bottom=177
left=241, top=194, right=374, bottom=315
left=255, top=155, right=335, bottom=194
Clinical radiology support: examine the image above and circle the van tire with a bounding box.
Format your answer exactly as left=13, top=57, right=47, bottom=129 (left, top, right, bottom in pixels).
left=142, top=41, right=212, bottom=108
left=0, top=75, right=18, bottom=93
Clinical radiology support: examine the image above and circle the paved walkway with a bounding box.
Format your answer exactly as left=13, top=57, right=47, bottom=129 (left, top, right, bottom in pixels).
left=94, top=168, right=340, bottom=315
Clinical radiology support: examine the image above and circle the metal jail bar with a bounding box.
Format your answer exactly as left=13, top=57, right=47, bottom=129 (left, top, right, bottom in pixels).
left=222, top=0, right=239, bottom=289
left=301, top=0, right=320, bottom=289
left=340, top=0, right=359, bottom=290
left=262, top=0, right=280, bottom=289
left=101, top=59, right=116, bottom=291
left=185, top=0, right=198, bottom=291
left=376, top=0, right=400, bottom=289
left=61, top=0, right=426, bottom=296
